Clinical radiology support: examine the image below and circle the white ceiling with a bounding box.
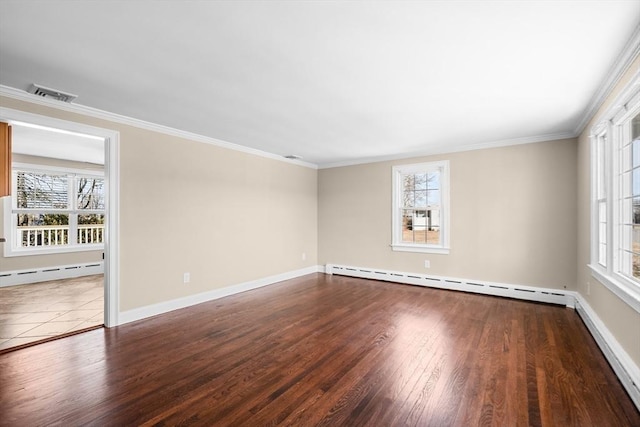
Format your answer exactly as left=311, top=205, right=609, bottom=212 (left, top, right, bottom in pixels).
left=0, top=1, right=639, bottom=167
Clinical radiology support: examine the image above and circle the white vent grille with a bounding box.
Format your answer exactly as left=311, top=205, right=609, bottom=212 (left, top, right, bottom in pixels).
left=27, top=83, right=77, bottom=103
left=326, top=264, right=574, bottom=307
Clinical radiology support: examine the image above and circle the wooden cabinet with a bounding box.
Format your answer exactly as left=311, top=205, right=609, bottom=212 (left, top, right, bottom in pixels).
left=0, top=122, right=10, bottom=197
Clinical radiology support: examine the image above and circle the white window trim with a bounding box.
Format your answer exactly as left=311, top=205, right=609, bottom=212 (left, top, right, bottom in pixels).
left=589, top=74, right=640, bottom=314
left=391, top=160, right=450, bottom=254
left=4, top=162, right=105, bottom=257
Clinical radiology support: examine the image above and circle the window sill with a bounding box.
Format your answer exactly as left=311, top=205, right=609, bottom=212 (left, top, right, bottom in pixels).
left=391, top=244, right=450, bottom=255
left=4, top=243, right=104, bottom=257
left=588, top=264, right=640, bottom=314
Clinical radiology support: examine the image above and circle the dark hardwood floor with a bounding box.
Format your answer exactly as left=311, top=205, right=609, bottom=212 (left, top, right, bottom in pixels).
left=0, top=273, right=638, bottom=426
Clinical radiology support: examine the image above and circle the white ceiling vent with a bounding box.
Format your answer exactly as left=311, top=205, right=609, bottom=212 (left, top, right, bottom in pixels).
left=27, top=83, right=77, bottom=103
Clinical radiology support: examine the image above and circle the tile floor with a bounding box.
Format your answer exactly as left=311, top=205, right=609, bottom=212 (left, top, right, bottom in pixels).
left=0, top=275, right=103, bottom=350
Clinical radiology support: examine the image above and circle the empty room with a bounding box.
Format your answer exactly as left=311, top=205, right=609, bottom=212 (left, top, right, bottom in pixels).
left=0, top=1, right=639, bottom=425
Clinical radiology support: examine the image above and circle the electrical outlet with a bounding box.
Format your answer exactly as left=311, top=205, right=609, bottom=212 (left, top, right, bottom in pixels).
left=424, top=260, right=430, bottom=268
left=302, top=252, right=306, bottom=261
left=183, top=272, right=190, bottom=284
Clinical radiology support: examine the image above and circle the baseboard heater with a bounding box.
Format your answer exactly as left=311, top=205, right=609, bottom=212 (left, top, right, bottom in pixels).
left=325, top=264, right=574, bottom=307
left=0, top=262, right=104, bottom=288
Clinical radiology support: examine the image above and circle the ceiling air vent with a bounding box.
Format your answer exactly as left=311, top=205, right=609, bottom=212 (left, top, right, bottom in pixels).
left=284, top=154, right=303, bottom=160
left=27, top=83, right=77, bottom=103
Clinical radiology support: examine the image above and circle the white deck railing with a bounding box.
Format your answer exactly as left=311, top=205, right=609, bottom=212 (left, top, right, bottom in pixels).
left=17, top=224, right=105, bottom=247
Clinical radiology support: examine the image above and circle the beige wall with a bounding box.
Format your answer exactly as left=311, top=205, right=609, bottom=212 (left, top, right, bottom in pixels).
left=319, top=138, right=578, bottom=289
left=0, top=154, right=104, bottom=271
left=0, top=96, right=318, bottom=311
left=576, top=56, right=640, bottom=367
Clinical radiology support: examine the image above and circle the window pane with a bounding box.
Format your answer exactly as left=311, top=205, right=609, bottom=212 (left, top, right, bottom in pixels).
left=621, top=248, right=632, bottom=276
left=634, top=198, right=640, bottom=225
left=622, top=171, right=631, bottom=199
left=402, top=210, right=414, bottom=243
left=599, top=200, right=607, bottom=223
left=597, top=137, right=607, bottom=198
left=77, top=177, right=105, bottom=210
left=414, top=173, right=427, bottom=190
left=599, top=243, right=606, bottom=266
left=633, top=168, right=640, bottom=197
left=412, top=210, right=426, bottom=230
left=16, top=172, right=68, bottom=209
left=415, top=190, right=427, bottom=208
left=622, top=224, right=631, bottom=252
left=427, top=189, right=440, bottom=206
left=621, top=198, right=631, bottom=225
left=428, top=209, right=440, bottom=230
left=622, top=143, right=632, bottom=172
left=620, top=224, right=640, bottom=279
left=403, top=174, right=414, bottom=190
left=78, top=214, right=105, bottom=244
left=403, top=191, right=414, bottom=208
left=427, top=226, right=440, bottom=245
left=16, top=213, right=69, bottom=247
left=633, top=138, right=640, bottom=168
left=633, top=224, right=640, bottom=255
left=427, top=172, right=440, bottom=190
left=632, top=112, right=640, bottom=140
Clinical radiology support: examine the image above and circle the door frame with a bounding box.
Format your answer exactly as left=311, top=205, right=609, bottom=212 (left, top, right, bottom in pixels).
left=0, top=107, right=120, bottom=326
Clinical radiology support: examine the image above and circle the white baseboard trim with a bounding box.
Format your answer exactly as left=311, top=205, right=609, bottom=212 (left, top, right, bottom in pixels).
left=118, top=265, right=323, bottom=325
left=326, top=264, right=575, bottom=307
left=0, top=262, right=104, bottom=287
left=575, top=294, right=640, bottom=411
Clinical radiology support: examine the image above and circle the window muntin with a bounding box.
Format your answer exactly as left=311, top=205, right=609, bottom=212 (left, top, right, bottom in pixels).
left=10, top=165, right=105, bottom=252
left=392, top=161, right=450, bottom=254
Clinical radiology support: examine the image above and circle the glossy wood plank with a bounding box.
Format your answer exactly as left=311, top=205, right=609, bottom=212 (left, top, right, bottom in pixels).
left=0, top=273, right=638, bottom=426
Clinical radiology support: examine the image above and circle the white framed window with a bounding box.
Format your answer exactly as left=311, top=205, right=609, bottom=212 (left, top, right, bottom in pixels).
left=392, top=160, right=450, bottom=254
left=590, top=78, right=640, bottom=313
left=5, top=163, right=105, bottom=257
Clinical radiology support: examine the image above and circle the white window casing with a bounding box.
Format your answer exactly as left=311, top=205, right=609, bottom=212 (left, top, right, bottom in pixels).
left=391, top=160, right=450, bottom=254
left=589, top=76, right=640, bottom=314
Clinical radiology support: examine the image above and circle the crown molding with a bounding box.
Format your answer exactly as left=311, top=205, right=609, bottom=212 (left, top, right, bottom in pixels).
left=318, top=131, right=576, bottom=169
left=573, top=22, right=640, bottom=136
left=0, top=85, right=318, bottom=170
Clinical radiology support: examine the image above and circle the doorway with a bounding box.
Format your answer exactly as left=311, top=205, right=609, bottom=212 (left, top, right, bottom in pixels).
left=0, top=107, right=119, bottom=350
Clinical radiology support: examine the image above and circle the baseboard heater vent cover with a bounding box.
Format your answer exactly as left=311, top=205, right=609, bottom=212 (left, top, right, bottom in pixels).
left=0, top=262, right=104, bottom=287
left=325, top=264, right=574, bottom=307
